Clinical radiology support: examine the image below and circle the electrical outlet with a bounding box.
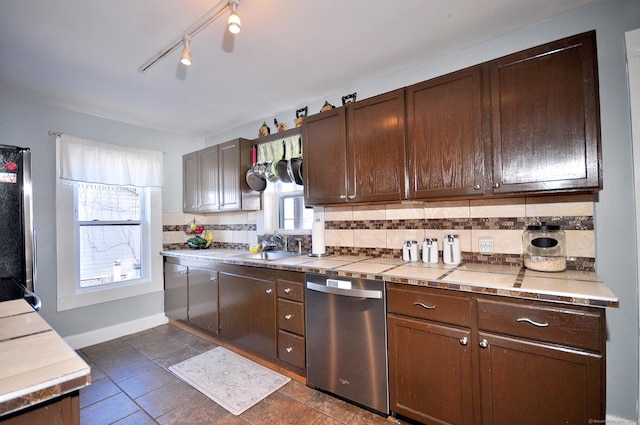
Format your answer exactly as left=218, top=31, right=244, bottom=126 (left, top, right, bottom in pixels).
left=478, top=237, right=494, bottom=253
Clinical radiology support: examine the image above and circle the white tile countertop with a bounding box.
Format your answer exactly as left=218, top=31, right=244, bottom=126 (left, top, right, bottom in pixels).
left=162, top=249, right=619, bottom=308
left=0, top=299, right=91, bottom=417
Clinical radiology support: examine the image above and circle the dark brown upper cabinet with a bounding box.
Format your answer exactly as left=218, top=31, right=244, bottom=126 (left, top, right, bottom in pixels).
left=406, top=65, right=488, bottom=198
left=182, top=138, right=260, bottom=213
left=303, top=31, right=601, bottom=206
left=489, top=31, right=602, bottom=194
left=303, top=89, right=406, bottom=205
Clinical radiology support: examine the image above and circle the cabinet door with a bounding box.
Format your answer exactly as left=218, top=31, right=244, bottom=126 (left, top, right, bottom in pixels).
left=188, top=267, right=218, bottom=335
left=478, top=332, right=604, bottom=425
left=219, top=140, right=241, bottom=211
left=197, top=146, right=220, bottom=212
left=347, top=89, right=406, bottom=203
left=388, top=315, right=473, bottom=425
left=218, top=272, right=277, bottom=358
left=490, top=31, right=601, bottom=193
left=406, top=66, right=487, bottom=198
left=182, top=152, right=199, bottom=212
left=303, top=107, right=348, bottom=205
left=164, top=262, right=188, bottom=322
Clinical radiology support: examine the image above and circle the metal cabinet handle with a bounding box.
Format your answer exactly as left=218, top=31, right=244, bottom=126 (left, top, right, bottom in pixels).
left=473, top=184, right=481, bottom=190
left=348, top=195, right=356, bottom=199
left=285, top=314, right=292, bottom=320
left=286, top=347, right=293, bottom=353
left=412, top=302, right=436, bottom=310
left=493, top=182, right=501, bottom=188
left=284, top=288, right=292, bottom=294
left=516, top=317, right=549, bottom=327
left=180, top=271, right=187, bottom=275
left=339, top=195, right=347, bottom=200
left=479, top=339, right=489, bottom=348
left=460, top=337, right=469, bottom=346
left=210, top=277, right=216, bottom=281
left=265, top=289, right=273, bottom=294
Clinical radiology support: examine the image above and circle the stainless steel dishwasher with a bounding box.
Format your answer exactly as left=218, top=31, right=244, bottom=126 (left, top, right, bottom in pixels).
left=305, top=273, right=389, bottom=415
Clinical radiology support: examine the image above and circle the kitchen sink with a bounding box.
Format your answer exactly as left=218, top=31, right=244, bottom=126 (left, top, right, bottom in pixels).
left=238, top=251, right=299, bottom=261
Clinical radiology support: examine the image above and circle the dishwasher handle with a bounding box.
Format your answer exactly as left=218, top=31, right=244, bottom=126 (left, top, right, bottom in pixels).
left=306, top=281, right=382, bottom=299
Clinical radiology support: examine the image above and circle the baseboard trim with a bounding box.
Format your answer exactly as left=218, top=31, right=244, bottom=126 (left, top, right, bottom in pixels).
left=605, top=414, right=637, bottom=424
left=64, top=314, right=169, bottom=349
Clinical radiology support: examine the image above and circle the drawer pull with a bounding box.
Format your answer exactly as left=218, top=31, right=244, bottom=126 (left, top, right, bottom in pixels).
left=286, top=347, right=293, bottom=353
left=413, top=302, right=436, bottom=310
left=285, top=314, right=292, bottom=320
left=516, top=317, right=549, bottom=327
left=265, top=289, right=273, bottom=294
left=459, top=337, right=468, bottom=346
left=479, top=339, right=489, bottom=349
left=284, top=288, right=292, bottom=294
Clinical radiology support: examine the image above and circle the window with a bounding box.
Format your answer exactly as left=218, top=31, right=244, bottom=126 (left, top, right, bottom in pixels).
left=55, top=134, right=163, bottom=311
left=279, top=192, right=313, bottom=230
left=77, top=184, right=144, bottom=287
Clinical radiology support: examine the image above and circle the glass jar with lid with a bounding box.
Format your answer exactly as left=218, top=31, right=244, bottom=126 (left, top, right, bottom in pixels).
left=522, top=223, right=566, bottom=272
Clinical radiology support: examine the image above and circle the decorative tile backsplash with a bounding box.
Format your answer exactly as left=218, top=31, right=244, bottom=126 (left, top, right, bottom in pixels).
left=162, top=194, right=596, bottom=271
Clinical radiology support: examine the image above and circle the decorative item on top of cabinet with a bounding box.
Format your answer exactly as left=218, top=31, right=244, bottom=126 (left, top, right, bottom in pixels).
left=258, top=121, right=271, bottom=137
left=489, top=30, right=601, bottom=194
left=295, top=106, right=308, bottom=127
left=182, top=138, right=260, bottom=213
left=303, top=89, right=406, bottom=205
left=341, top=92, right=357, bottom=105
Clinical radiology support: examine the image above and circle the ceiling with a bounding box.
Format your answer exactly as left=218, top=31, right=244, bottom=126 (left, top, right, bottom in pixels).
left=0, top=0, right=602, bottom=137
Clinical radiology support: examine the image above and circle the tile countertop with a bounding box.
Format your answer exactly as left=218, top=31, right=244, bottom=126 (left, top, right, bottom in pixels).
left=0, top=299, right=91, bottom=417
left=162, top=249, right=619, bottom=308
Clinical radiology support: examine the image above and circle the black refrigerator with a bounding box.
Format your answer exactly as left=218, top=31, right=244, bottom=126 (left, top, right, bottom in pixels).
left=0, top=145, right=40, bottom=310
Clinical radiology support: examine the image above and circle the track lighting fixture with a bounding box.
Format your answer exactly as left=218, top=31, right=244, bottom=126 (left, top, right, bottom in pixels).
left=180, top=35, right=192, bottom=66
left=228, top=0, right=241, bottom=34
left=138, top=0, right=244, bottom=74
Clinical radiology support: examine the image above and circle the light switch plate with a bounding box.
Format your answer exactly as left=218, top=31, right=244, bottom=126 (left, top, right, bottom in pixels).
left=479, top=237, right=494, bottom=253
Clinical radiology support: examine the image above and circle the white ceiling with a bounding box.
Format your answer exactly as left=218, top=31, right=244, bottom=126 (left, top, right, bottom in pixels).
left=0, top=0, right=602, bottom=137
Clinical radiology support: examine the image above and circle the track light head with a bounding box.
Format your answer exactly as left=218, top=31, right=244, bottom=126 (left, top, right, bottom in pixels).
left=228, top=1, right=241, bottom=34
left=180, top=35, right=192, bottom=66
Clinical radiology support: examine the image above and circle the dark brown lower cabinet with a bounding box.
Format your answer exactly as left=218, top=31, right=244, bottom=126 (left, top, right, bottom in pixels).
left=164, top=261, right=188, bottom=323
left=387, top=283, right=605, bottom=425
left=0, top=391, right=79, bottom=425
left=187, top=267, right=219, bottom=335
left=478, top=333, right=603, bottom=425
left=218, top=271, right=277, bottom=359
left=388, top=315, right=473, bottom=425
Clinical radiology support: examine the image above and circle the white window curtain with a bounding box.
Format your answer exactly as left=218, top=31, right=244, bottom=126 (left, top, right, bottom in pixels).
left=59, top=134, right=163, bottom=188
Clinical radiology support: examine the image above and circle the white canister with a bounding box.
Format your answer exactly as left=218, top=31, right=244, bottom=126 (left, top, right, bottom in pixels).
left=443, top=234, right=461, bottom=265
left=402, top=240, right=420, bottom=262
left=422, top=238, right=439, bottom=263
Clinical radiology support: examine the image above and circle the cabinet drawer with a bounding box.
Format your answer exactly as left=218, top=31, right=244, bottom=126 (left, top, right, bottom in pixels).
left=278, top=299, right=305, bottom=335
left=277, top=280, right=304, bottom=302
left=278, top=330, right=305, bottom=370
left=388, top=285, right=471, bottom=327
left=477, top=299, right=604, bottom=352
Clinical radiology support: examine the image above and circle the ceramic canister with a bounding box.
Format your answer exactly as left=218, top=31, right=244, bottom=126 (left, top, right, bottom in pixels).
left=422, top=238, right=438, bottom=263
left=443, top=234, right=461, bottom=265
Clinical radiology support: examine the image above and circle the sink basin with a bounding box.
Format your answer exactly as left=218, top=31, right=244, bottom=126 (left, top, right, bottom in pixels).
left=238, top=251, right=299, bottom=261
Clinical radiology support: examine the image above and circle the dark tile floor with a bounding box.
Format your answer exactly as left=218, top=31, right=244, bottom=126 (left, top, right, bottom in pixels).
left=77, top=323, right=407, bottom=425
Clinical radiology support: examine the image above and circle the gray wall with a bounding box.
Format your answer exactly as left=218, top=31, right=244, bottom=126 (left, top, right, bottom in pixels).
left=0, top=93, right=203, bottom=336
left=0, top=0, right=637, bottom=419
left=210, top=0, right=640, bottom=420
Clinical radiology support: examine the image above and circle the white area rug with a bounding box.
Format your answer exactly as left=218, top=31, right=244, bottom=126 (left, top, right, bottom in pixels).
left=169, top=346, right=290, bottom=415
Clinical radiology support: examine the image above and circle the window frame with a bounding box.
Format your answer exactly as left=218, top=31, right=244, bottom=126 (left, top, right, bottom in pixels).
left=55, top=161, right=163, bottom=313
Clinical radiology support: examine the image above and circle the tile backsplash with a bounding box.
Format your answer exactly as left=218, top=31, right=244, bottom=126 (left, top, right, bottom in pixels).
left=162, top=194, right=596, bottom=271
